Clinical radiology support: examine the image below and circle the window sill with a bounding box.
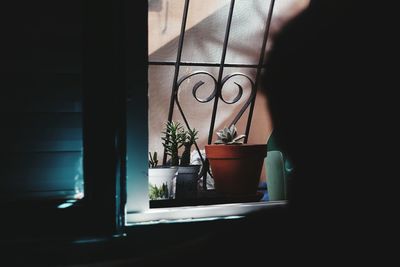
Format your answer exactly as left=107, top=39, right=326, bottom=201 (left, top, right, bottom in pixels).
left=126, top=200, right=287, bottom=225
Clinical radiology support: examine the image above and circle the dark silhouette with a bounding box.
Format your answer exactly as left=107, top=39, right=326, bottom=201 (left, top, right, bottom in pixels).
left=260, top=0, right=392, bottom=263
left=264, top=0, right=360, bottom=210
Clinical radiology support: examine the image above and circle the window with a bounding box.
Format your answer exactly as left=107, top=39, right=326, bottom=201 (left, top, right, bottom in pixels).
left=127, top=0, right=308, bottom=220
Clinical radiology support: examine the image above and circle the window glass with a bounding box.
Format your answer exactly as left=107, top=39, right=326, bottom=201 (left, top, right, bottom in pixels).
left=134, top=0, right=310, bottom=212
left=149, top=0, right=230, bottom=63
left=149, top=65, right=219, bottom=158
left=148, top=0, right=184, bottom=62
left=180, top=0, right=230, bottom=63
left=225, top=0, right=270, bottom=64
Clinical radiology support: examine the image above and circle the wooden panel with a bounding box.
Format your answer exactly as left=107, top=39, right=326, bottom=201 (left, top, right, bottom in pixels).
left=0, top=112, right=82, bottom=128
left=0, top=152, right=82, bottom=198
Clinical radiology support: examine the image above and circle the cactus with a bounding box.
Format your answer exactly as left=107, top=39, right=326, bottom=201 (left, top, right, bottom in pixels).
left=180, top=128, right=199, bottom=166
left=214, top=125, right=246, bottom=145
left=148, top=151, right=158, bottom=168
left=161, top=121, right=186, bottom=166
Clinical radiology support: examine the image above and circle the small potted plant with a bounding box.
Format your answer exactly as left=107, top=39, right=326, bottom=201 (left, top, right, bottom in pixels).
left=205, top=125, right=267, bottom=196
left=162, top=121, right=201, bottom=199
left=148, top=151, right=178, bottom=200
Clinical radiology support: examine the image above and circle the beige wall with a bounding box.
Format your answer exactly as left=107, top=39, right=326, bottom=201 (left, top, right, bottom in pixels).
left=148, top=0, right=309, bottom=182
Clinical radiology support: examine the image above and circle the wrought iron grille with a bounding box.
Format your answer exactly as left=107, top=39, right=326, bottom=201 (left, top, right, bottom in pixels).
left=149, top=0, right=276, bottom=190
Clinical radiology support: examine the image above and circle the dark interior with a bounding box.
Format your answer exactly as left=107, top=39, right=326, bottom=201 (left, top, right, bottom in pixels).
left=0, top=0, right=389, bottom=266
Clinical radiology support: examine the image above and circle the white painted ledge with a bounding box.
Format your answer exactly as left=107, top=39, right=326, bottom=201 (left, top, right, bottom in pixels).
left=126, top=200, right=287, bottom=225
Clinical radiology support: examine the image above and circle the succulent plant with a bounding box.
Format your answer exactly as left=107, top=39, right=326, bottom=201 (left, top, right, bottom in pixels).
left=180, top=127, right=199, bottom=166
left=214, top=125, right=246, bottom=145
left=148, top=151, right=158, bottom=168
left=161, top=121, right=186, bottom=166
left=149, top=182, right=169, bottom=200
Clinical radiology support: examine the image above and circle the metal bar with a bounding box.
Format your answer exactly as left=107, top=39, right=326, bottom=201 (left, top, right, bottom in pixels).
left=174, top=71, right=218, bottom=187
left=244, top=0, right=275, bottom=143
left=149, top=61, right=267, bottom=68
left=208, top=0, right=236, bottom=145
left=163, top=0, right=190, bottom=165
left=203, top=0, right=236, bottom=190
left=175, top=91, right=207, bottom=169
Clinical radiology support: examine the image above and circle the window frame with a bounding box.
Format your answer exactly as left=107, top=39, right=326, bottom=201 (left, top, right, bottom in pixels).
left=140, top=0, right=276, bottom=210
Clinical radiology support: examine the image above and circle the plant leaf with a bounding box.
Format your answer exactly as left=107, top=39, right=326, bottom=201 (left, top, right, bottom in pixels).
left=233, top=134, right=246, bottom=142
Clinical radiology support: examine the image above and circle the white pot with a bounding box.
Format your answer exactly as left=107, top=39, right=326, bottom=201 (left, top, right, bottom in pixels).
left=148, top=167, right=178, bottom=200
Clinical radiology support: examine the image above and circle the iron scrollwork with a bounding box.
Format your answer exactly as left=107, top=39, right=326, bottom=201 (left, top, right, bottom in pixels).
left=174, top=71, right=256, bottom=190
left=220, top=73, right=256, bottom=127
left=174, top=71, right=217, bottom=181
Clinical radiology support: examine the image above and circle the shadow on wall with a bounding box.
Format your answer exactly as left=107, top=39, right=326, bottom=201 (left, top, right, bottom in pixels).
left=148, top=0, right=309, bottom=182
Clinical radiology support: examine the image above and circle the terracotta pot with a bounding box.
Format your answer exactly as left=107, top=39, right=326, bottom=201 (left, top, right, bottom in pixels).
left=205, top=144, right=267, bottom=195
